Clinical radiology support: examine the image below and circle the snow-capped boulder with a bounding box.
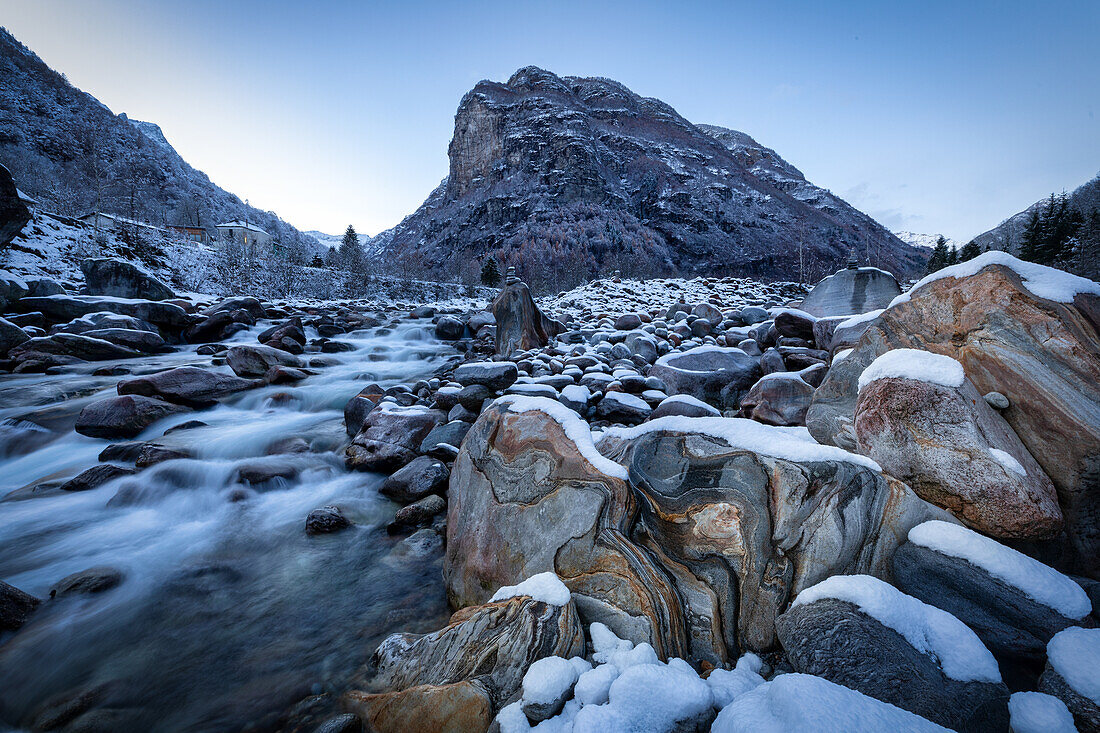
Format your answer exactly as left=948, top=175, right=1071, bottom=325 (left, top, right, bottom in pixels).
left=1008, top=691, right=1077, bottom=733
left=893, top=521, right=1092, bottom=669
left=0, top=316, right=29, bottom=356
left=380, top=455, right=449, bottom=504
left=0, top=269, right=29, bottom=310
left=775, top=574, right=1009, bottom=733
left=807, top=253, right=1100, bottom=576
left=648, top=345, right=761, bottom=409
left=454, top=361, right=519, bottom=391
left=345, top=403, right=446, bottom=472
left=17, top=294, right=192, bottom=329
left=80, top=257, right=175, bottom=301
left=1039, top=626, right=1100, bottom=732
left=739, top=371, right=815, bottom=426
left=798, top=265, right=902, bottom=317
left=649, top=394, right=721, bottom=419
left=855, top=349, right=1062, bottom=538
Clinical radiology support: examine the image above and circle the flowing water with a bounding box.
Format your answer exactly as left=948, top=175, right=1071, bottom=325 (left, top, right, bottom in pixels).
left=0, top=320, right=456, bottom=731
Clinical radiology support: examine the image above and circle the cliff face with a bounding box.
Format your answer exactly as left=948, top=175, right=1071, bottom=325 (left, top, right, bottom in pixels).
left=377, top=66, right=925, bottom=288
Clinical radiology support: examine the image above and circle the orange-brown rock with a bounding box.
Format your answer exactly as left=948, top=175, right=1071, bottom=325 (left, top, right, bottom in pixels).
left=344, top=681, right=492, bottom=733
left=807, top=258, right=1100, bottom=576
left=491, top=275, right=564, bottom=355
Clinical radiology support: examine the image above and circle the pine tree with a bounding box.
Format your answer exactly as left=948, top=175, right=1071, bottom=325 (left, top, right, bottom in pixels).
left=339, top=225, right=362, bottom=271
left=1019, top=210, right=1042, bottom=262
left=480, top=256, right=502, bottom=287
left=945, top=245, right=959, bottom=266
left=958, top=239, right=981, bottom=262
left=310, top=254, right=324, bottom=268
left=926, top=236, right=949, bottom=274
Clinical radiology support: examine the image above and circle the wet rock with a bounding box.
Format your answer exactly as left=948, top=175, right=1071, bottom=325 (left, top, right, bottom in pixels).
left=203, top=296, right=266, bottom=321
left=1, top=580, right=40, bottom=632
left=49, top=566, right=124, bottom=597
left=81, top=327, right=168, bottom=354
left=0, top=164, right=31, bottom=247
left=805, top=256, right=1100, bottom=575
left=313, top=712, right=362, bottom=733
left=98, top=441, right=145, bottom=462
left=492, top=276, right=564, bottom=355
left=60, top=464, right=135, bottom=492
left=346, top=405, right=446, bottom=473
left=135, top=443, right=192, bottom=468
left=776, top=594, right=1009, bottom=733
left=75, top=395, right=191, bottom=439
left=454, top=361, right=519, bottom=391
left=739, top=372, right=815, bottom=426
left=389, top=494, right=447, bottom=533
left=258, top=318, right=306, bottom=352
left=1039, top=627, right=1100, bottom=732
left=234, top=458, right=300, bottom=485
left=344, top=385, right=384, bottom=436
left=381, top=456, right=450, bottom=504
left=854, top=355, right=1062, bottom=539
left=10, top=333, right=142, bottom=362
left=593, top=391, right=651, bottom=424
left=305, top=505, right=352, bottom=535
left=798, top=265, right=902, bottom=317
left=163, top=420, right=208, bottom=435
left=118, top=366, right=260, bottom=407
left=264, top=365, right=309, bottom=384
left=435, top=316, right=466, bottom=340
left=648, top=346, right=761, bottom=409
left=18, top=295, right=192, bottom=330
left=226, top=344, right=302, bottom=378
left=80, top=258, right=175, bottom=301
left=344, top=681, right=491, bottom=733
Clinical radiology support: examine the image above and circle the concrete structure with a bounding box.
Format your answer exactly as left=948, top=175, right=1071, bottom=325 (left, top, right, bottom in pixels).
left=78, top=212, right=162, bottom=235
left=216, top=220, right=271, bottom=250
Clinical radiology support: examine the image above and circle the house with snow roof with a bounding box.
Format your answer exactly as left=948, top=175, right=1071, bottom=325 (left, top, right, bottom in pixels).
left=215, top=220, right=271, bottom=250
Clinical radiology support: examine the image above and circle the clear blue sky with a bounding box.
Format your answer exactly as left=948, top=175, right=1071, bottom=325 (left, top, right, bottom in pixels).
left=2, top=0, right=1097, bottom=240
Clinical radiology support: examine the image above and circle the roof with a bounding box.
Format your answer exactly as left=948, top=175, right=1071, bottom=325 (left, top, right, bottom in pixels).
left=216, top=220, right=267, bottom=234
left=78, top=211, right=161, bottom=230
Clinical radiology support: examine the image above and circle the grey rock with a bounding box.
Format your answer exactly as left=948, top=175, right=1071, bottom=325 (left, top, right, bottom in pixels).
left=740, top=373, right=815, bottom=426
left=117, top=366, right=259, bottom=407
left=49, top=566, right=124, bottom=597
left=75, top=395, right=191, bottom=439
left=0, top=164, right=31, bottom=247
left=305, top=505, right=352, bottom=535
left=80, top=258, right=175, bottom=300
left=380, top=456, right=450, bottom=504
left=454, top=361, right=518, bottom=391
left=0, top=316, right=30, bottom=356
left=389, top=494, right=447, bottom=533
left=421, top=420, right=472, bottom=454
left=346, top=405, right=446, bottom=473
left=59, top=464, right=135, bottom=492
left=435, top=316, right=466, bottom=340
left=649, top=346, right=761, bottom=409
left=226, top=344, right=302, bottom=378
left=799, top=265, right=902, bottom=317
left=1, top=580, right=40, bottom=632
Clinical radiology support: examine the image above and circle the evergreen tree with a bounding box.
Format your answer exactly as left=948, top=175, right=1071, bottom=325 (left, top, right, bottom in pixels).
left=958, top=239, right=981, bottom=262
left=945, top=245, right=959, bottom=266
left=339, top=224, right=362, bottom=271
left=926, top=236, right=949, bottom=273
left=480, top=256, right=502, bottom=287
left=310, top=254, right=324, bottom=268
left=1019, top=210, right=1042, bottom=262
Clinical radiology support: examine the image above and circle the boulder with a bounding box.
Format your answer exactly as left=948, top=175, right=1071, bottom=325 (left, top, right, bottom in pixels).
left=59, top=464, right=135, bottom=492
left=226, top=344, right=302, bottom=378
left=0, top=270, right=29, bottom=312
left=81, top=327, right=168, bottom=353
left=435, top=316, right=466, bottom=340
left=739, top=372, right=815, bottom=426
left=648, top=346, right=761, bottom=409
left=75, top=395, right=191, bottom=439
left=893, top=522, right=1093, bottom=672
left=17, top=295, right=192, bottom=330
left=49, top=566, right=124, bottom=597
left=454, top=361, right=518, bottom=391
left=776, top=579, right=1009, bottom=733
left=118, top=366, right=259, bottom=407
left=80, top=258, right=175, bottom=301
left=492, top=276, right=563, bottom=355
left=24, top=277, right=64, bottom=297
left=361, top=591, right=583, bottom=719
left=380, top=455, right=450, bottom=504
left=9, top=333, right=141, bottom=362
left=344, top=681, right=492, bottom=733
left=649, top=394, right=721, bottom=419
left=389, top=494, right=447, bottom=532
left=419, top=420, right=472, bottom=454
left=806, top=254, right=1100, bottom=576
left=798, top=265, right=902, bottom=317
left=305, top=505, right=352, bottom=535
left=0, top=164, right=31, bottom=247
left=0, top=316, right=30, bottom=356
left=344, top=385, right=384, bottom=436
left=593, top=391, right=651, bottom=424
left=854, top=350, right=1062, bottom=539
left=203, top=296, right=266, bottom=321
left=773, top=309, right=817, bottom=341
left=613, top=314, right=643, bottom=331
left=1, top=580, right=40, bottom=633
left=346, top=404, right=446, bottom=472
left=1038, top=627, right=1100, bottom=732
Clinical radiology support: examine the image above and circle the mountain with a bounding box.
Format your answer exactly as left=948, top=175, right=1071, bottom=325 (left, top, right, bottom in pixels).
left=376, top=66, right=925, bottom=290
left=0, top=27, right=311, bottom=250
left=893, top=231, right=964, bottom=251
left=973, top=173, right=1100, bottom=254
left=305, top=229, right=372, bottom=251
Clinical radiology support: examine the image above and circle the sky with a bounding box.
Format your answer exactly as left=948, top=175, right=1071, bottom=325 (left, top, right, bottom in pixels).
left=1, top=0, right=1097, bottom=240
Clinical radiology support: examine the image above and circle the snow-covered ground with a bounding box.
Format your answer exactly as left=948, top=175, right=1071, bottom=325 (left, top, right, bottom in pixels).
left=893, top=231, right=964, bottom=251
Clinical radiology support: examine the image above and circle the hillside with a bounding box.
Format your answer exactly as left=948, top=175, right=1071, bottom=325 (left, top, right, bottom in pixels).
left=974, top=173, right=1100, bottom=254
left=375, top=66, right=926, bottom=290
left=0, top=27, right=312, bottom=251
left=893, top=230, right=963, bottom=251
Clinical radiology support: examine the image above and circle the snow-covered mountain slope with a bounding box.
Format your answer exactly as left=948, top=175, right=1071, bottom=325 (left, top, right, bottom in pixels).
left=893, top=231, right=964, bottom=250
left=972, top=173, right=1100, bottom=254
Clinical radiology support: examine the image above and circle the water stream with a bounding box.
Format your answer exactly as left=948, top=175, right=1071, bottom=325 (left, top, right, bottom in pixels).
left=0, top=319, right=456, bottom=731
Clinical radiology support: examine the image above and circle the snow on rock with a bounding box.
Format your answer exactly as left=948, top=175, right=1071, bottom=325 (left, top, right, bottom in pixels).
left=521, top=655, right=589, bottom=705
left=1047, top=627, right=1100, bottom=704
left=706, top=653, right=766, bottom=709
left=590, top=622, right=633, bottom=663
left=909, top=521, right=1091, bottom=620
left=656, top=394, right=719, bottom=415
left=574, top=664, right=619, bottom=707
left=499, top=395, right=629, bottom=479
left=603, top=415, right=881, bottom=470
left=711, top=672, right=951, bottom=732
left=890, top=250, right=1100, bottom=308
left=652, top=344, right=750, bottom=371
left=857, top=348, right=966, bottom=391
left=1008, top=691, right=1077, bottom=733
left=836, top=308, right=885, bottom=330
left=490, top=571, right=572, bottom=606
left=792, top=574, right=1001, bottom=683
left=570, top=662, right=714, bottom=732
left=989, top=448, right=1027, bottom=477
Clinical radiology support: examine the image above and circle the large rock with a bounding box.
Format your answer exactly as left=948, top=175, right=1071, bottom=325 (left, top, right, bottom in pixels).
left=738, top=372, right=815, bottom=426
left=799, top=265, right=902, bottom=317
left=358, top=592, right=583, bottom=723
left=806, top=253, right=1100, bottom=576
left=0, top=164, right=31, bottom=248
left=346, top=404, right=446, bottom=472
left=344, top=681, right=491, bottom=733
left=225, top=344, right=302, bottom=378
left=855, top=350, right=1062, bottom=539
left=492, top=276, right=563, bottom=355
left=776, top=583, right=1009, bottom=733
left=117, top=366, right=259, bottom=407
left=445, top=396, right=949, bottom=664
left=9, top=333, right=142, bottom=362
left=454, top=361, right=519, bottom=391
left=1, top=580, right=40, bottom=633
left=81, top=328, right=168, bottom=354
left=380, top=455, right=450, bottom=504
left=16, top=295, right=192, bottom=330
left=892, top=524, right=1093, bottom=671
left=75, top=395, right=191, bottom=439
left=0, top=316, right=30, bottom=356
left=80, top=258, right=175, bottom=301
left=648, top=346, right=761, bottom=410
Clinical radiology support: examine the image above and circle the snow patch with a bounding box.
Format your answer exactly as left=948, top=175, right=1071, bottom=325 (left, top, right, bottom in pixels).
left=989, top=448, right=1027, bottom=477
left=909, top=520, right=1091, bottom=619
left=1047, top=626, right=1100, bottom=704
left=1007, top=691, right=1077, bottom=733
left=792, top=574, right=1001, bottom=683
left=858, top=348, right=965, bottom=391
left=490, top=572, right=572, bottom=606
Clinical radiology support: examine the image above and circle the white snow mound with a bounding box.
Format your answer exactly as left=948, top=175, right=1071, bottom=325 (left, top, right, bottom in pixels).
left=490, top=572, right=572, bottom=606
left=1047, top=626, right=1100, bottom=705
left=858, top=348, right=965, bottom=391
